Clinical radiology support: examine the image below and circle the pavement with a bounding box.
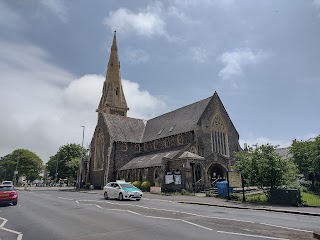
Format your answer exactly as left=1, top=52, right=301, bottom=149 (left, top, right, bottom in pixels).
left=17, top=186, right=320, bottom=239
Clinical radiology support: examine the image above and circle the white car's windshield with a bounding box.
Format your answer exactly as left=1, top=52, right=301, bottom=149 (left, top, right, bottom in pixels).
left=119, top=183, right=136, bottom=188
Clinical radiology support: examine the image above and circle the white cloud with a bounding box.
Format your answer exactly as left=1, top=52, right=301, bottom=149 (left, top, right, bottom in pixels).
left=124, top=49, right=150, bottom=64
left=39, top=0, right=68, bottom=22
left=313, top=0, right=320, bottom=8
left=218, top=48, right=267, bottom=81
left=189, top=47, right=209, bottom=63
left=122, top=79, right=166, bottom=120
left=313, top=0, right=320, bottom=17
left=0, top=42, right=166, bottom=161
left=104, top=5, right=166, bottom=38
left=64, top=74, right=104, bottom=110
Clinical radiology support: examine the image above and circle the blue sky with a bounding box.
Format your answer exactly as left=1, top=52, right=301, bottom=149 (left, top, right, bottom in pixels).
left=1, top=0, right=319, bottom=161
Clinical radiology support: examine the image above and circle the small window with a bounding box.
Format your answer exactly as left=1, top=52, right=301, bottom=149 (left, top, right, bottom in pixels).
left=158, top=128, right=164, bottom=135
left=135, top=144, right=140, bottom=153
left=115, top=87, right=119, bottom=96
left=169, top=125, right=175, bottom=132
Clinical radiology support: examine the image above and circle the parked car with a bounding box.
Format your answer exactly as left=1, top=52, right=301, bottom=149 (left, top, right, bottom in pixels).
left=2, top=181, right=13, bottom=185
left=0, top=185, right=18, bottom=205
left=103, top=181, right=143, bottom=201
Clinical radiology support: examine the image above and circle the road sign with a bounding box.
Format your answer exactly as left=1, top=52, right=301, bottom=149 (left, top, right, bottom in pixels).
left=14, top=171, right=18, bottom=175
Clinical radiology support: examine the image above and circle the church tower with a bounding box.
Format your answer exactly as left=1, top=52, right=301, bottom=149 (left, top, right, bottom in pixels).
left=96, top=31, right=129, bottom=116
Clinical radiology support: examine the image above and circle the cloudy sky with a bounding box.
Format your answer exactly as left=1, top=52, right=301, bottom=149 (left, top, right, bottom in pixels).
left=1, top=0, right=319, bottom=162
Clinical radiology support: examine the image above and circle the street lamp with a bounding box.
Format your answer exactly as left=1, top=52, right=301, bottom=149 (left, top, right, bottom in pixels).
left=55, top=156, right=59, bottom=185
left=78, top=126, right=85, bottom=189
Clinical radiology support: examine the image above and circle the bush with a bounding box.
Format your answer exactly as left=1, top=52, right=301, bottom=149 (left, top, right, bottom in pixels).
left=132, top=181, right=141, bottom=189
left=181, top=189, right=191, bottom=195
left=141, top=181, right=151, bottom=191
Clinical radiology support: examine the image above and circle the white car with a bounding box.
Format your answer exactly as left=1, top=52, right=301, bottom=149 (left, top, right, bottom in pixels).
left=2, top=181, right=13, bottom=186
left=103, top=181, right=143, bottom=201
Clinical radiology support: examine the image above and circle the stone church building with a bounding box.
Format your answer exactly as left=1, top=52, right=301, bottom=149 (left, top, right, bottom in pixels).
left=86, top=32, right=241, bottom=191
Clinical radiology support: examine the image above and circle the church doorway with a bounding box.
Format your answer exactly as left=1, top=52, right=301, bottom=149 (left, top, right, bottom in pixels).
left=207, top=163, right=227, bottom=187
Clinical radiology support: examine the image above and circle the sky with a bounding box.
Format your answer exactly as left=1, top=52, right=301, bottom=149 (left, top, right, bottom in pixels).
left=1, top=0, right=319, bottom=162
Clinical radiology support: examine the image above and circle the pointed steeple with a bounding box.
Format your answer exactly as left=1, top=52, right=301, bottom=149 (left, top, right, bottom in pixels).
left=97, top=31, right=129, bottom=116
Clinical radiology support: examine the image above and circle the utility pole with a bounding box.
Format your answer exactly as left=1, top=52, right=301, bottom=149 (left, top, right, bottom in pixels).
left=78, top=126, right=85, bottom=189
left=13, top=151, right=20, bottom=185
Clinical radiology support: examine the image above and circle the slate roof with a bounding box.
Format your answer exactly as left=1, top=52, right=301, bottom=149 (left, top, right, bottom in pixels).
left=142, top=97, right=212, bottom=142
left=178, top=151, right=205, bottom=160
left=275, top=147, right=292, bottom=159
left=103, top=114, right=146, bottom=143
left=119, top=148, right=183, bottom=170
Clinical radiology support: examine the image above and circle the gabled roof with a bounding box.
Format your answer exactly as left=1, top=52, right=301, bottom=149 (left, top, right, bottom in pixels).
left=275, top=147, right=292, bottom=159
left=142, top=97, right=212, bottom=142
left=119, top=148, right=183, bottom=170
left=103, top=114, right=146, bottom=143
left=178, top=151, right=205, bottom=160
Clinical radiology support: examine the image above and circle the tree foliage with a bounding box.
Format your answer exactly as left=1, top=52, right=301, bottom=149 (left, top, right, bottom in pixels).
left=0, top=149, right=43, bottom=182
left=46, top=143, right=86, bottom=181
left=290, top=136, right=320, bottom=178
left=235, top=144, right=298, bottom=192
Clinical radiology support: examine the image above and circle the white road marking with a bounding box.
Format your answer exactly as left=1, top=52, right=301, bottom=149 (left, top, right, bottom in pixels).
left=259, top=223, right=313, bottom=233
left=180, top=220, right=213, bottom=231
left=40, top=194, right=51, bottom=196
left=58, top=197, right=74, bottom=201
left=76, top=201, right=211, bottom=231
left=75, top=199, right=312, bottom=235
left=217, top=231, right=289, bottom=240
left=0, top=217, right=8, bottom=227
left=0, top=217, right=23, bottom=240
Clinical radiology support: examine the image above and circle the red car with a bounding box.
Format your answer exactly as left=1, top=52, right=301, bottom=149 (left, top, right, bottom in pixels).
left=0, top=185, right=18, bottom=205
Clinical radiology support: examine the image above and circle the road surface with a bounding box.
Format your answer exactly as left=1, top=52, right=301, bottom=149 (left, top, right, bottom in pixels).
left=0, top=190, right=318, bottom=240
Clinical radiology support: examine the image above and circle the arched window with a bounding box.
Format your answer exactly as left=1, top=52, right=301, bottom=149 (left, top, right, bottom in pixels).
left=211, top=115, right=229, bottom=156
left=195, top=164, right=202, bottom=183
left=127, top=171, right=131, bottom=182
left=135, top=144, right=140, bottom=153
left=94, top=129, right=104, bottom=170
left=115, top=87, right=119, bottom=95
left=178, top=135, right=183, bottom=145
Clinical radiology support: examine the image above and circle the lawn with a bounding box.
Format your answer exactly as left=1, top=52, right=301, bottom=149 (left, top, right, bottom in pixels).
left=301, top=192, right=320, bottom=207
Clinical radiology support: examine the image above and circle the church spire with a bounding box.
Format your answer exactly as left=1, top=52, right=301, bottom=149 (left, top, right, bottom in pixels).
left=97, top=31, right=129, bottom=116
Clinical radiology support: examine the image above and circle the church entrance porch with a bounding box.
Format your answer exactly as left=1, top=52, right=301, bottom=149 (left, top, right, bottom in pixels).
left=207, top=163, right=227, bottom=187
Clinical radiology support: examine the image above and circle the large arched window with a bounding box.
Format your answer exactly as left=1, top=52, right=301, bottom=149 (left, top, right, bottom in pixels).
left=211, top=115, right=229, bottom=156
left=94, top=129, right=104, bottom=170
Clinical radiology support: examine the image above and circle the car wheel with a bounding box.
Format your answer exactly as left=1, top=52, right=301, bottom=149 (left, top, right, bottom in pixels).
left=118, top=193, right=123, bottom=201
left=104, top=192, right=108, bottom=200
left=136, top=199, right=141, bottom=201
left=12, top=200, right=17, bottom=206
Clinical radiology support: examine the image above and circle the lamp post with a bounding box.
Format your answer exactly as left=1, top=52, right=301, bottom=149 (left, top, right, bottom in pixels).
left=55, top=155, right=59, bottom=185
left=78, top=126, right=85, bottom=189
left=13, top=151, right=20, bottom=185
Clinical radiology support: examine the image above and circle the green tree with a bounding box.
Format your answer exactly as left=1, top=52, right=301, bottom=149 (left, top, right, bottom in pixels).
left=290, top=136, right=320, bottom=190
left=46, top=143, right=86, bottom=181
left=235, top=144, right=298, bottom=198
left=0, top=149, right=43, bottom=182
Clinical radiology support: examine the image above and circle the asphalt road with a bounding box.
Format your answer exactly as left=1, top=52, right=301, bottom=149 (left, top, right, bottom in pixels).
left=0, top=190, right=318, bottom=240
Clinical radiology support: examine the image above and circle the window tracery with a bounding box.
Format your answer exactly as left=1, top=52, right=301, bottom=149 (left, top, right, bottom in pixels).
left=211, top=115, right=229, bottom=156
